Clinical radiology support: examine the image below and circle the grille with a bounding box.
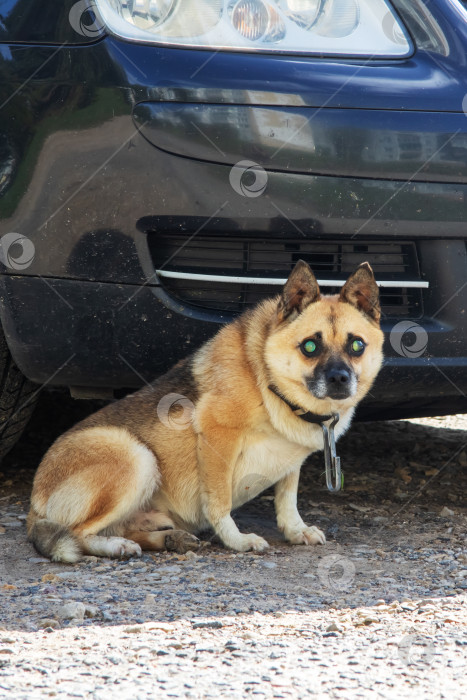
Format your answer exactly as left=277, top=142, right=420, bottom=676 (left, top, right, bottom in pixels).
left=150, top=237, right=424, bottom=318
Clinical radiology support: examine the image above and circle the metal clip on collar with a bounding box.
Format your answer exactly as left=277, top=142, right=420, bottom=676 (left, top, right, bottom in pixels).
left=321, top=413, right=341, bottom=493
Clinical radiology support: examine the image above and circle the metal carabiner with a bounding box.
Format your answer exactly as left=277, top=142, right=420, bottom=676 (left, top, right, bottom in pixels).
left=321, top=412, right=341, bottom=493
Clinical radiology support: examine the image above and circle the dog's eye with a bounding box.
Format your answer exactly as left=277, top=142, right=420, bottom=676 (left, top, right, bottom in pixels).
left=301, top=339, right=317, bottom=357
left=350, top=338, right=365, bottom=355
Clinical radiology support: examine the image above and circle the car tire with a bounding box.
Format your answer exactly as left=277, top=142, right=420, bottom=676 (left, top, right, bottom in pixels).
left=0, top=328, right=39, bottom=460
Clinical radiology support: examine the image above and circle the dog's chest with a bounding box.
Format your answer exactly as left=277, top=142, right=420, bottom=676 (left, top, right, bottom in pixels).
left=231, top=430, right=311, bottom=509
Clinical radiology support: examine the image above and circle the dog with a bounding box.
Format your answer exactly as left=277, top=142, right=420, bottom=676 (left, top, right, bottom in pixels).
left=27, top=260, right=384, bottom=562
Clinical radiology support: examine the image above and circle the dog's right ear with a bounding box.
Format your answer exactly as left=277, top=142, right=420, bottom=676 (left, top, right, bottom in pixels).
left=277, top=260, right=320, bottom=323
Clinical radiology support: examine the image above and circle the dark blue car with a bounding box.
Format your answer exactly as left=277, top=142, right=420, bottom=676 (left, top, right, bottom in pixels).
left=0, top=0, right=466, bottom=457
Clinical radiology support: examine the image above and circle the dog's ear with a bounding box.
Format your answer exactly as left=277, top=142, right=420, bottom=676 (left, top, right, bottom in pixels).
left=277, top=260, right=320, bottom=323
left=339, top=262, right=381, bottom=324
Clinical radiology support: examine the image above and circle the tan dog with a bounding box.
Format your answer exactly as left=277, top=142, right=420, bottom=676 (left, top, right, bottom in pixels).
left=27, top=261, right=384, bottom=562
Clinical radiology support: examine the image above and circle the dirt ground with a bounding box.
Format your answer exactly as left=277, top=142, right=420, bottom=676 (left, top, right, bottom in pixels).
left=0, top=392, right=466, bottom=698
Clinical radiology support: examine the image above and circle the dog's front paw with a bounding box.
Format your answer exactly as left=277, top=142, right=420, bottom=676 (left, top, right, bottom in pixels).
left=286, top=526, right=326, bottom=546
left=235, top=533, right=269, bottom=553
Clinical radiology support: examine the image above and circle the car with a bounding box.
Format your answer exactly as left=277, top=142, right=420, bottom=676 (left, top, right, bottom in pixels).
left=0, top=0, right=467, bottom=458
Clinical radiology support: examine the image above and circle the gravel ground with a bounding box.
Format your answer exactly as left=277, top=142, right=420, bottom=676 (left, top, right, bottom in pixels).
left=0, top=393, right=466, bottom=698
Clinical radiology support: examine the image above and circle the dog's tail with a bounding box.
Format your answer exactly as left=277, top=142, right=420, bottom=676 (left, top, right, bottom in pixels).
left=27, top=513, right=81, bottom=563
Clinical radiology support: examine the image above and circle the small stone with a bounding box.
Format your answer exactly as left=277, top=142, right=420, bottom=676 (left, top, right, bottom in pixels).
left=440, top=506, right=455, bottom=517
left=262, top=561, right=277, bottom=569
left=84, top=605, right=100, bottom=619
left=401, top=603, right=416, bottom=612
left=39, top=619, right=60, bottom=630
left=28, top=557, right=49, bottom=564
left=192, top=620, right=223, bottom=629
left=58, top=602, right=86, bottom=621
left=148, top=623, right=172, bottom=632
left=185, top=551, right=198, bottom=560
left=326, top=622, right=340, bottom=633
left=348, top=503, right=371, bottom=513
left=55, top=571, right=81, bottom=580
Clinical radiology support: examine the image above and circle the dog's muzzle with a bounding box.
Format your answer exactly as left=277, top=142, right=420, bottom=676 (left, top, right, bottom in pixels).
left=308, top=361, right=356, bottom=400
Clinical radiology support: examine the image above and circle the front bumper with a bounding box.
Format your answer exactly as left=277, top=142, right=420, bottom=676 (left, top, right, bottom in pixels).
left=1, top=259, right=467, bottom=420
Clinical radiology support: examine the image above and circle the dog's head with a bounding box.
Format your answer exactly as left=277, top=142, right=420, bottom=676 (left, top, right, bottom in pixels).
left=265, top=260, right=384, bottom=412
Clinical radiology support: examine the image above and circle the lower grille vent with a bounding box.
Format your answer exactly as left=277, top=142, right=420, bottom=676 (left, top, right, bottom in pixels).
left=150, top=237, right=425, bottom=318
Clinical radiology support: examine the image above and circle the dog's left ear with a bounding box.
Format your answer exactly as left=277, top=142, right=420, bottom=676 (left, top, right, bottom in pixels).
left=339, top=262, right=381, bottom=324
left=277, top=260, right=320, bottom=323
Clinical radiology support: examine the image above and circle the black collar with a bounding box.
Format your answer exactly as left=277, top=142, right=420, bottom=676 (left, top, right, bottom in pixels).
left=268, top=384, right=334, bottom=425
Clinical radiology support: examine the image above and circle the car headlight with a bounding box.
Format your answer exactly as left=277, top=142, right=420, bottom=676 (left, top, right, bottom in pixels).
left=95, top=0, right=412, bottom=56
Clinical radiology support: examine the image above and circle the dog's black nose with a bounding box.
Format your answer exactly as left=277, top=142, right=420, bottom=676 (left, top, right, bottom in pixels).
left=326, top=365, right=351, bottom=385
left=324, top=362, right=353, bottom=398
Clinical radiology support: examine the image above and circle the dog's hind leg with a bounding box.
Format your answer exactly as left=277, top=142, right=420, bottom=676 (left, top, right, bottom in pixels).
left=29, top=426, right=160, bottom=562
left=122, top=511, right=200, bottom=553
left=124, top=510, right=176, bottom=533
